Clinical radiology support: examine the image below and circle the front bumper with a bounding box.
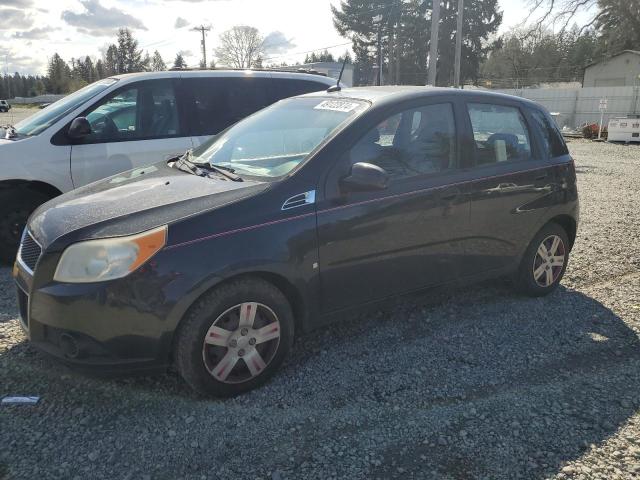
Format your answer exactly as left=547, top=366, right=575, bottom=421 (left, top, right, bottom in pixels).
left=13, top=254, right=178, bottom=374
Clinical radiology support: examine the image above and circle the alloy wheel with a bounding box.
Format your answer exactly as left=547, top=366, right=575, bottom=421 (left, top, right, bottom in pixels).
left=532, top=234, right=566, bottom=287
left=202, top=302, right=281, bottom=384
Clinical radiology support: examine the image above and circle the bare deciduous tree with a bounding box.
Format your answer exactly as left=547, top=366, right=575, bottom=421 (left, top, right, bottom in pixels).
left=525, top=0, right=598, bottom=35
left=214, top=26, right=265, bottom=69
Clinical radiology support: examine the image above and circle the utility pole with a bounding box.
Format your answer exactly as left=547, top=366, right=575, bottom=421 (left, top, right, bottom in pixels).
left=373, top=15, right=383, bottom=86
left=453, top=0, right=464, bottom=88
left=427, top=0, right=440, bottom=86
left=193, top=25, right=211, bottom=69
left=378, top=25, right=383, bottom=86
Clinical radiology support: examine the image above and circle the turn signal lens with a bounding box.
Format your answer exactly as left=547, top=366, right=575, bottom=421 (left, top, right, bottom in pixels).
left=53, top=226, right=167, bottom=283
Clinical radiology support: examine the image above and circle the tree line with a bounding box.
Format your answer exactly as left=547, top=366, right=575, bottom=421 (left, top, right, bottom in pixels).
left=1, top=28, right=179, bottom=99
left=1, top=0, right=637, bottom=99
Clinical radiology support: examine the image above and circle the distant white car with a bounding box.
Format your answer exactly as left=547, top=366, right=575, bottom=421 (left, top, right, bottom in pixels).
left=0, top=69, right=334, bottom=262
left=0, top=100, right=10, bottom=112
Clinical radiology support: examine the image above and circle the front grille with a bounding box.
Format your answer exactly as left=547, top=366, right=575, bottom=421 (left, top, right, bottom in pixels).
left=18, top=231, right=41, bottom=273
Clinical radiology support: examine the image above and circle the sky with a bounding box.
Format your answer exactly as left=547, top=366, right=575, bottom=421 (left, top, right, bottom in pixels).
left=0, top=0, right=592, bottom=76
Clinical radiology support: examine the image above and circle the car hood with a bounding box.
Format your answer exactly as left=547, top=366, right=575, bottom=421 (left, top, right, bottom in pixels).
left=28, top=162, right=269, bottom=250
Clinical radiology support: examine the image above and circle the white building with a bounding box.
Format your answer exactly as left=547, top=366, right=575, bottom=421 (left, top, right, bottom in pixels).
left=583, top=50, right=640, bottom=88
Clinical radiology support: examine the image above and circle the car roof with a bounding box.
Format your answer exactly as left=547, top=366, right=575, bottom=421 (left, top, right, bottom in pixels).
left=298, top=86, right=542, bottom=109
left=109, top=69, right=336, bottom=86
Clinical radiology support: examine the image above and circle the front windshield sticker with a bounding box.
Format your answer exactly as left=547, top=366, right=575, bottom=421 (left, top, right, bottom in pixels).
left=314, top=100, right=360, bottom=113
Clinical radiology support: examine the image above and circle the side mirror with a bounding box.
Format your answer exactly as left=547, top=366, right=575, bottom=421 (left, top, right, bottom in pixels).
left=67, top=117, right=92, bottom=140
left=341, top=162, right=389, bottom=192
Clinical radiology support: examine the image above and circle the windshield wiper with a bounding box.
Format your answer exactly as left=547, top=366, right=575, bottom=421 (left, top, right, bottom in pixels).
left=0, top=124, right=17, bottom=139
left=173, top=150, right=243, bottom=182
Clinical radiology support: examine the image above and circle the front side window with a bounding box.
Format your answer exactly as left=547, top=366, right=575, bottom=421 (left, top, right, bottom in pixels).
left=83, top=80, right=179, bottom=143
left=467, top=103, right=532, bottom=165
left=348, top=103, right=457, bottom=181
left=15, top=78, right=117, bottom=136
left=529, top=109, right=569, bottom=157
left=192, top=97, right=367, bottom=178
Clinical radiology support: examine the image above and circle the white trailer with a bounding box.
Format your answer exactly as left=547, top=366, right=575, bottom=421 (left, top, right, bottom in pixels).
left=608, top=116, right=640, bottom=143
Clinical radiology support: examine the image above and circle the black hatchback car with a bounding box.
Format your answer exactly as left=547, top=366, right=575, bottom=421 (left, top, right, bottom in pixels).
left=14, top=87, right=579, bottom=396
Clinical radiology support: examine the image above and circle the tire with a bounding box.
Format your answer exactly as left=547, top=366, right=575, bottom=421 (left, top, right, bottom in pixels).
left=514, top=222, right=570, bottom=297
left=175, top=277, right=295, bottom=397
left=0, top=190, right=49, bottom=265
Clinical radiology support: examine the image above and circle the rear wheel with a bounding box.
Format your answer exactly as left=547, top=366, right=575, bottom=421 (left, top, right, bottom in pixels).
left=175, top=277, right=294, bottom=397
left=515, top=222, right=570, bottom=296
left=0, top=190, right=49, bottom=264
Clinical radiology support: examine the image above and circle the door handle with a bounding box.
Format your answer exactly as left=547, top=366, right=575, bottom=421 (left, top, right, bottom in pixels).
left=534, top=173, right=548, bottom=181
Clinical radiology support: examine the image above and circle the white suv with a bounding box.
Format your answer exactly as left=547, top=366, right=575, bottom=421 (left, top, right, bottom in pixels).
left=0, top=100, right=10, bottom=112
left=0, top=70, right=334, bottom=261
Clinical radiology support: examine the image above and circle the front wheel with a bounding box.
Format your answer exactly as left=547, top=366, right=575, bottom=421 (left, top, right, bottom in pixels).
left=0, top=190, right=49, bottom=264
left=514, top=222, right=570, bottom=297
left=175, top=277, right=295, bottom=397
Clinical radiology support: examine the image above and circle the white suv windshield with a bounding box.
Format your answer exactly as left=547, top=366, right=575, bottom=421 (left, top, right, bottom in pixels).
left=192, top=97, right=367, bottom=178
left=15, top=79, right=118, bottom=136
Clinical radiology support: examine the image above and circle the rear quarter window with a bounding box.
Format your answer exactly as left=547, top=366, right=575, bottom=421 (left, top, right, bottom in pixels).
left=271, top=78, right=329, bottom=101
left=529, top=108, right=569, bottom=158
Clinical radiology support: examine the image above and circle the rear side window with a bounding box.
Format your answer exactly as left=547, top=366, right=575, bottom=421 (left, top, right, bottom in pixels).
left=467, top=103, right=532, bottom=165
left=271, top=78, right=329, bottom=100
left=184, top=77, right=271, bottom=136
left=529, top=109, right=569, bottom=157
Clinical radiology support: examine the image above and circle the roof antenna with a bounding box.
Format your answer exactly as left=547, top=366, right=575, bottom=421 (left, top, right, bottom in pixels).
left=327, top=54, right=349, bottom=93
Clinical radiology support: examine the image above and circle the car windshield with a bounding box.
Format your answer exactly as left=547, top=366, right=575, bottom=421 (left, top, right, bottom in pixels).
left=191, top=97, right=367, bottom=178
left=14, top=78, right=118, bottom=136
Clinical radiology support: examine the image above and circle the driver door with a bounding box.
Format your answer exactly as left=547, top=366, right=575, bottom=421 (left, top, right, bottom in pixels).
left=70, top=79, right=192, bottom=187
left=316, top=101, right=472, bottom=312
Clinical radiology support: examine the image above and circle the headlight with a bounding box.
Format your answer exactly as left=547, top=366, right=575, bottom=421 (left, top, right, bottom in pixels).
left=54, top=226, right=167, bottom=283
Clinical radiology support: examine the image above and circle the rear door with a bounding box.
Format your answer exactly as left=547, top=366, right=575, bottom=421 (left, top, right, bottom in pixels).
left=464, top=99, right=557, bottom=275
left=70, top=79, right=191, bottom=187
left=316, top=99, right=472, bottom=312
left=183, top=76, right=272, bottom=148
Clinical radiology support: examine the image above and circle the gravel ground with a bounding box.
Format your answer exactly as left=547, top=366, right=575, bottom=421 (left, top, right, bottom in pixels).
left=1, top=139, right=640, bottom=480
left=0, top=107, right=36, bottom=126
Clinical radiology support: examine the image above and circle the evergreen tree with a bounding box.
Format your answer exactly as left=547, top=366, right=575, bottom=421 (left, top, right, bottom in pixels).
left=142, top=52, right=151, bottom=72
left=304, top=50, right=336, bottom=63
left=151, top=50, right=167, bottom=71
left=46, top=53, right=72, bottom=94
left=95, top=59, right=106, bottom=79
left=332, top=0, right=501, bottom=86
left=337, top=51, right=353, bottom=64
left=596, top=0, right=640, bottom=54
left=116, top=28, right=145, bottom=74
left=76, top=56, right=97, bottom=83
left=173, top=53, right=187, bottom=69
left=104, top=44, right=119, bottom=75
